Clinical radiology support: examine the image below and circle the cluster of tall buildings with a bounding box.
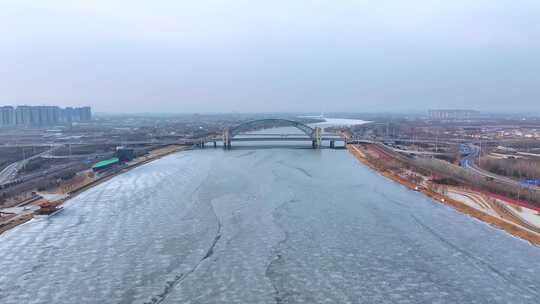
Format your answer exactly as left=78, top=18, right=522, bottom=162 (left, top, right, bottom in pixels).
left=0, top=105, right=92, bottom=127
left=428, top=109, right=480, bottom=121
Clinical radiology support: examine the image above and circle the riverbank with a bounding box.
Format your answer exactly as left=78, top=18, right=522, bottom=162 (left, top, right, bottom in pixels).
left=0, top=145, right=191, bottom=235
left=65, top=145, right=190, bottom=198
left=348, top=144, right=540, bottom=246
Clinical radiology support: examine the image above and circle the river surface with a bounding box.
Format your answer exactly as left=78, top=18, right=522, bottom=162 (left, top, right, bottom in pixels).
left=311, top=117, right=369, bottom=127
left=1, top=145, right=540, bottom=303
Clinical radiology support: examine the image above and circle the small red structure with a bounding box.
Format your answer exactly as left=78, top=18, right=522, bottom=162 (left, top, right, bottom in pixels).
left=36, top=201, right=63, bottom=215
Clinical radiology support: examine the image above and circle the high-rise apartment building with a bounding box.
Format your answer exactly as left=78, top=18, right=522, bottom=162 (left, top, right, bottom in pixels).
left=0, top=106, right=15, bottom=126
left=428, top=109, right=480, bottom=121
left=79, top=107, right=92, bottom=121
left=15, top=105, right=32, bottom=126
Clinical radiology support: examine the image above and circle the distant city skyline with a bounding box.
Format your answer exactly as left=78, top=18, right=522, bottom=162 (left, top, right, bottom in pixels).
left=0, top=105, right=91, bottom=127
left=1, top=1, right=539, bottom=113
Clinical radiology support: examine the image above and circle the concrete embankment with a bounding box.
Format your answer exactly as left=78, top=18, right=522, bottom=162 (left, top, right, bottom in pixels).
left=347, top=144, right=540, bottom=246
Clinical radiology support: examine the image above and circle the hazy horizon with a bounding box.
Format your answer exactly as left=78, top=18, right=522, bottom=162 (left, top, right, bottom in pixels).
left=1, top=1, right=539, bottom=113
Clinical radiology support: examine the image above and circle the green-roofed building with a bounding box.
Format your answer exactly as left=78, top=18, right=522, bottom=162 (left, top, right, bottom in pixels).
left=92, top=158, right=119, bottom=171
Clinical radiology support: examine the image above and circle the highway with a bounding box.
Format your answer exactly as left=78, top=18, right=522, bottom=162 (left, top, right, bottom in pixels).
left=0, top=162, right=20, bottom=184
left=40, top=152, right=112, bottom=160
left=385, top=146, right=452, bottom=157
left=0, top=146, right=61, bottom=185
left=461, top=144, right=540, bottom=192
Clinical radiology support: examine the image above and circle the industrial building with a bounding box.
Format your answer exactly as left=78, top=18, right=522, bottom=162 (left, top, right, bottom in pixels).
left=92, top=158, right=119, bottom=172
left=115, top=146, right=135, bottom=161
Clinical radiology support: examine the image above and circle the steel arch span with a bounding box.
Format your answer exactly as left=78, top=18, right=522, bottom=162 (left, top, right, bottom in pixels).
left=229, top=119, right=315, bottom=138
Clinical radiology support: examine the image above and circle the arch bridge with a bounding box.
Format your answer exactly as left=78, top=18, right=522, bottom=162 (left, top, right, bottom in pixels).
left=222, top=119, right=324, bottom=149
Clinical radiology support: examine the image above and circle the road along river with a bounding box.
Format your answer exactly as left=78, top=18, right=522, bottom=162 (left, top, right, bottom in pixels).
left=1, top=147, right=540, bottom=303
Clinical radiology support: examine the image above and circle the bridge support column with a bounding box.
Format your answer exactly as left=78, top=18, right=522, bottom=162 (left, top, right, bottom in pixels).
left=223, top=128, right=232, bottom=150
left=312, top=127, right=322, bottom=149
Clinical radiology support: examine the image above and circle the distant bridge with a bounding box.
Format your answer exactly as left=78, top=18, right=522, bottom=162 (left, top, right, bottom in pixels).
left=230, top=119, right=316, bottom=138
left=221, top=119, right=343, bottom=149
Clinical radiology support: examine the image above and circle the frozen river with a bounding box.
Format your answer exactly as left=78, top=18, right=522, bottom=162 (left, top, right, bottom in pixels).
left=1, top=146, right=540, bottom=303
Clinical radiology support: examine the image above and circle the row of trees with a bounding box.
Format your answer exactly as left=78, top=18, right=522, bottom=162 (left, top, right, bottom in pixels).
left=411, top=157, right=540, bottom=207
left=480, top=157, right=540, bottom=180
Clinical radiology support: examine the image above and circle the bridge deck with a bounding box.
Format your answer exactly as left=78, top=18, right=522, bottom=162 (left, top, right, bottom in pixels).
left=232, top=137, right=344, bottom=142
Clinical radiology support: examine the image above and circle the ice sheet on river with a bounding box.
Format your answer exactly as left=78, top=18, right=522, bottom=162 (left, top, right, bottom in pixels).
left=1, top=148, right=540, bottom=304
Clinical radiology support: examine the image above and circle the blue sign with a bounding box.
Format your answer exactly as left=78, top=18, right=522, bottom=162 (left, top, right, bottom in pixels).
left=524, top=179, right=540, bottom=186
left=460, top=159, right=472, bottom=168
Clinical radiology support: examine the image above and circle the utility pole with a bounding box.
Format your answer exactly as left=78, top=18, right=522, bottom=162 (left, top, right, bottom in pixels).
left=22, top=147, right=26, bottom=170
left=478, top=139, right=482, bottom=166
left=412, top=126, right=416, bottom=147
left=435, top=129, right=439, bottom=153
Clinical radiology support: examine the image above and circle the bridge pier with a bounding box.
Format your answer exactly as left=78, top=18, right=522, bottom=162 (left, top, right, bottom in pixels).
left=222, top=139, right=231, bottom=150
left=223, top=128, right=232, bottom=150
left=311, top=127, right=322, bottom=149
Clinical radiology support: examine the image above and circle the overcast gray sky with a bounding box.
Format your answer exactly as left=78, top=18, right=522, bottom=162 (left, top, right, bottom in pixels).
left=1, top=0, right=539, bottom=113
